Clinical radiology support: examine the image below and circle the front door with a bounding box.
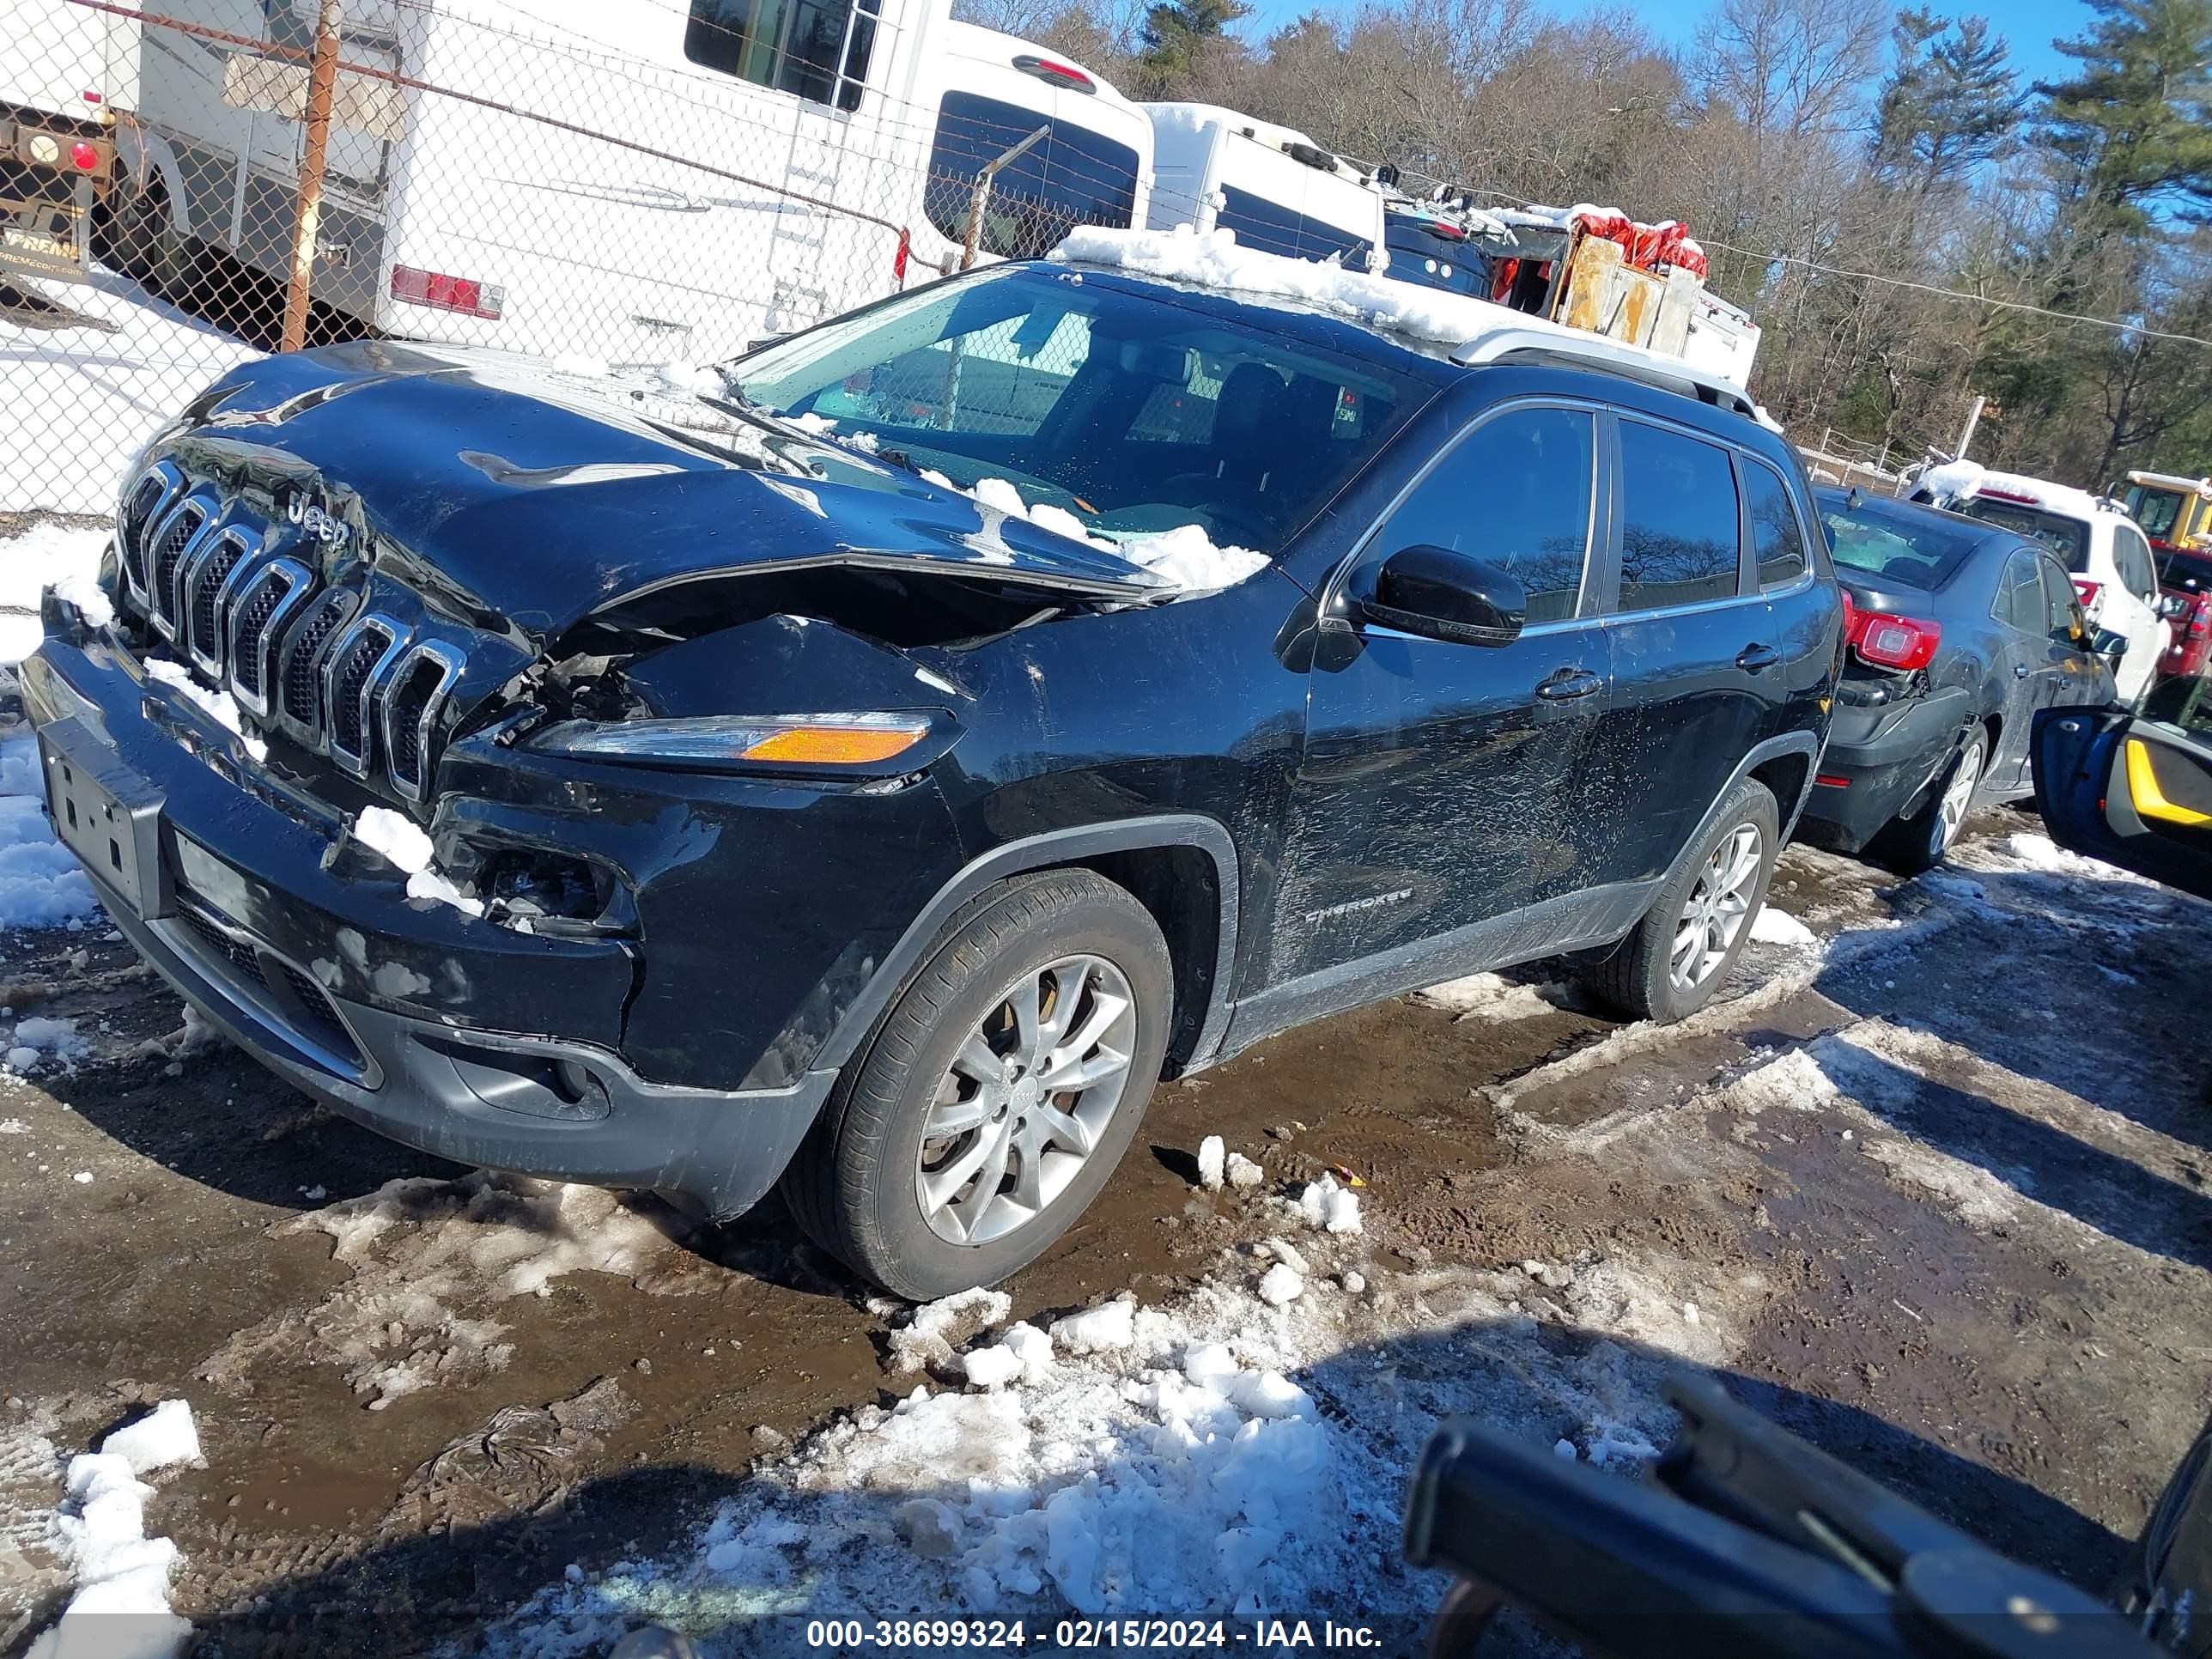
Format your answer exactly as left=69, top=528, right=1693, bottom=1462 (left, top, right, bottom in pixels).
left=1578, top=415, right=1780, bottom=887
left=1273, top=401, right=1607, bottom=985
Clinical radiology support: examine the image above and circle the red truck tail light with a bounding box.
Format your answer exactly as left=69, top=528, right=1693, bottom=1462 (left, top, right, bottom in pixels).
left=390, top=265, right=506, bottom=320
left=1838, top=587, right=1856, bottom=644
left=2191, top=596, right=2212, bottom=637
left=1850, top=609, right=1942, bottom=672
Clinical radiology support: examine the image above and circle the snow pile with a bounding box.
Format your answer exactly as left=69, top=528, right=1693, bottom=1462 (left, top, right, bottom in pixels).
left=0, top=270, right=260, bottom=517
left=1992, top=830, right=2129, bottom=882
left=25, top=1401, right=202, bottom=1659
left=1048, top=1297, right=1137, bottom=1355
left=963, top=474, right=1267, bottom=595
left=888, top=1289, right=1013, bottom=1374
left=6, top=1015, right=92, bottom=1073
left=1225, top=1152, right=1266, bottom=1189
left=1413, top=971, right=1562, bottom=1020
left=352, top=806, right=484, bottom=918
left=0, top=522, right=110, bottom=660
left=201, top=1174, right=694, bottom=1409
left=1295, top=1174, right=1362, bottom=1235
left=1722, top=1048, right=1840, bottom=1115
left=1196, top=1135, right=1225, bottom=1190
left=140, top=660, right=264, bottom=762
left=959, top=1322, right=1055, bottom=1390
left=1747, top=905, right=1819, bottom=948
left=0, top=735, right=99, bottom=929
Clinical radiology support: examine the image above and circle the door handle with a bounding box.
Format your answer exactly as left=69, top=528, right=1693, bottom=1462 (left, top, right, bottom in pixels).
left=1534, top=668, right=1603, bottom=702
left=2015, top=664, right=2031, bottom=678
left=1735, top=643, right=1781, bottom=672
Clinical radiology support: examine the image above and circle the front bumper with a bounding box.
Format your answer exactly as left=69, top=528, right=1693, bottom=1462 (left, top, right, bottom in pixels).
left=1795, top=686, right=1971, bottom=854
left=21, top=618, right=835, bottom=1215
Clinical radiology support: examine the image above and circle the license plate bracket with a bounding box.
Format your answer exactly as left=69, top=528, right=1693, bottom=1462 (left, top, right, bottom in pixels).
left=40, top=716, right=172, bottom=920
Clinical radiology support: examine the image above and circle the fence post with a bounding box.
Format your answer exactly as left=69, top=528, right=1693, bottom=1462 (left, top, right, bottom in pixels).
left=958, top=125, right=1049, bottom=271
left=281, top=0, right=343, bottom=354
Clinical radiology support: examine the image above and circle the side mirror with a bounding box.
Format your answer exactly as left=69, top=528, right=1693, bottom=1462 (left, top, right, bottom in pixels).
left=2157, top=592, right=2191, bottom=620
left=1358, top=544, right=1528, bottom=647
left=2092, top=628, right=2130, bottom=662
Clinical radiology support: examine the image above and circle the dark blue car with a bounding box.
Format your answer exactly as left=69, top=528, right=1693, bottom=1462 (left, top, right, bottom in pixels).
left=24, top=257, right=1840, bottom=1295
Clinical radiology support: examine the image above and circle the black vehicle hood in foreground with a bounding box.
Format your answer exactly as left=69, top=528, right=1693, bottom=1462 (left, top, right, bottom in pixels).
left=161, top=341, right=1169, bottom=639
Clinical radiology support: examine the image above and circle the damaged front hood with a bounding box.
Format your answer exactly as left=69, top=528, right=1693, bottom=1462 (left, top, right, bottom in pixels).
left=168, top=341, right=1168, bottom=638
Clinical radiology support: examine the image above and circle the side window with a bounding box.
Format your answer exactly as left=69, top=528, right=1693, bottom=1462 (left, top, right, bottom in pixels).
left=1993, top=549, right=2045, bottom=633
left=1367, top=405, right=1595, bottom=625
left=1616, top=421, right=1745, bottom=612
left=1741, top=456, right=1808, bottom=588
left=684, top=0, right=879, bottom=112
left=2116, top=526, right=2159, bottom=602
left=2040, top=556, right=2084, bottom=641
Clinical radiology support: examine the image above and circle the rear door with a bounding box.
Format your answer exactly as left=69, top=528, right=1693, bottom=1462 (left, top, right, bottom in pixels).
left=2033, top=699, right=2212, bottom=901
left=1578, top=414, right=1779, bottom=887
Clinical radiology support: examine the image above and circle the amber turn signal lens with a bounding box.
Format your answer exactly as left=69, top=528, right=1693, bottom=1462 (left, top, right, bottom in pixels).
left=739, top=722, right=928, bottom=764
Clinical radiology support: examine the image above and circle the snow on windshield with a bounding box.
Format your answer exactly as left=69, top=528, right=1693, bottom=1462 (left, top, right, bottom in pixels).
left=965, top=477, right=1268, bottom=596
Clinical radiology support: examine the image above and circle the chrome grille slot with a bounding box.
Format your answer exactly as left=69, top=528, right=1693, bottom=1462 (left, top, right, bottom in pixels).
left=118, top=468, right=179, bottom=607
left=279, top=588, right=357, bottom=727
left=182, top=529, right=253, bottom=678
left=227, top=557, right=313, bottom=718
left=322, top=614, right=404, bottom=775
left=382, top=641, right=464, bottom=801
left=145, top=500, right=210, bottom=639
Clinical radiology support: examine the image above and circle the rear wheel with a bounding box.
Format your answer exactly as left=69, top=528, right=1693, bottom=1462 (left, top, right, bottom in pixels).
left=109, top=174, right=193, bottom=298
left=1878, top=731, right=1984, bottom=876
left=782, top=870, right=1171, bottom=1299
left=1579, top=778, right=1780, bottom=1023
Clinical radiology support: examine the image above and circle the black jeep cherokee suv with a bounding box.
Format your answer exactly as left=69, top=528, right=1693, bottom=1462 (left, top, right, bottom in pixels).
left=24, top=254, right=1841, bottom=1297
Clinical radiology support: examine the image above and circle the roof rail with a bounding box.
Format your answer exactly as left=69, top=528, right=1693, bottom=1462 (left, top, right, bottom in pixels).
left=1449, top=325, right=1762, bottom=422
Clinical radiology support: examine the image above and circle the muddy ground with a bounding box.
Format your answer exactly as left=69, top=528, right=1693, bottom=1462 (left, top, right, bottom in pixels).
left=3, top=808, right=2209, bottom=1655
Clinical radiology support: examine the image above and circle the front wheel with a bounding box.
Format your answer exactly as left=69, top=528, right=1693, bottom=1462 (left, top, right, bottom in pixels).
left=1579, top=778, right=1780, bottom=1023
left=781, top=869, right=1172, bottom=1299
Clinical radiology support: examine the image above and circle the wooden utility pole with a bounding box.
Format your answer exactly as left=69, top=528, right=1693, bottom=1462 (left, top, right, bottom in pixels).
left=281, top=0, right=343, bottom=353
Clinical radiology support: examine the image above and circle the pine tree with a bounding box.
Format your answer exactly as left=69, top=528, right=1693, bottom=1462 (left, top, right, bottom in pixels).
left=1137, top=0, right=1251, bottom=92
left=1870, top=9, right=2023, bottom=195
left=2040, top=0, right=2212, bottom=236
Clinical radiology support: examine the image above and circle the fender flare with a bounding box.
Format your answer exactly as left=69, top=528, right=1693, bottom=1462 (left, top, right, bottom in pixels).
left=1696, top=730, right=1822, bottom=860
left=112, top=122, right=192, bottom=240
left=815, top=813, right=1243, bottom=1076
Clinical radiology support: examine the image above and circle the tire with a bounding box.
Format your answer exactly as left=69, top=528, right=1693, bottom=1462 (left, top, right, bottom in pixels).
left=1876, top=731, right=1984, bottom=877
left=110, top=176, right=192, bottom=298
left=781, top=869, right=1173, bottom=1300
left=1579, top=778, right=1781, bottom=1023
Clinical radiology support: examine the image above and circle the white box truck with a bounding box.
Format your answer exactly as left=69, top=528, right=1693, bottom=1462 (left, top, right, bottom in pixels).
left=9, top=0, right=1152, bottom=363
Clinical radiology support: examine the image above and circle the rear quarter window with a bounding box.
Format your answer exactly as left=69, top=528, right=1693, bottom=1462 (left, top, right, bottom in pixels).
left=1740, top=456, right=1808, bottom=588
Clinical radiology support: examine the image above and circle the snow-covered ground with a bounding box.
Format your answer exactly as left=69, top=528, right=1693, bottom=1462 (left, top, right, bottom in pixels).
left=1, top=523, right=106, bottom=939
left=1, top=270, right=258, bottom=518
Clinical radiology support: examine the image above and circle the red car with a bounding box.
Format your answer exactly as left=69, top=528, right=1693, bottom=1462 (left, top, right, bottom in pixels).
left=2156, top=548, right=2212, bottom=679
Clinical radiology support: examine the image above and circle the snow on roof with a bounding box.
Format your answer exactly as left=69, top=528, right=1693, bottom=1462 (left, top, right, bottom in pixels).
left=1050, top=223, right=1693, bottom=371
left=1921, top=460, right=2118, bottom=522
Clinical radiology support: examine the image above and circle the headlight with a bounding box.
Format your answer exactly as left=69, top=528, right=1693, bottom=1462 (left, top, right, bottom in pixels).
left=530, top=711, right=935, bottom=769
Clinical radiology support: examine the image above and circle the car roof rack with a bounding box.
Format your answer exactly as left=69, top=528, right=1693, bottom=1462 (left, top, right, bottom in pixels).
left=1448, top=325, right=1764, bottom=422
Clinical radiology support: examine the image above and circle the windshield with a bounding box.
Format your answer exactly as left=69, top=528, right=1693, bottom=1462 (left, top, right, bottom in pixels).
left=2125, top=483, right=2186, bottom=541
left=726, top=264, right=1427, bottom=554
left=1384, top=216, right=1487, bottom=297
left=1957, top=498, right=2090, bottom=572
left=922, top=94, right=1139, bottom=260
left=1816, top=492, right=1984, bottom=589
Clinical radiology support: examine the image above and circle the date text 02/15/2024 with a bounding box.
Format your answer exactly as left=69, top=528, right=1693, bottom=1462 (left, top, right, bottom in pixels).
left=802, top=1620, right=1387, bottom=1649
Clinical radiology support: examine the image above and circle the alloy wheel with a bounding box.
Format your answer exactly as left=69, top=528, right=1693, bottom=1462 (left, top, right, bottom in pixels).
left=915, top=954, right=1137, bottom=1247
left=1935, top=741, right=1982, bottom=854
left=1669, top=824, right=1764, bottom=994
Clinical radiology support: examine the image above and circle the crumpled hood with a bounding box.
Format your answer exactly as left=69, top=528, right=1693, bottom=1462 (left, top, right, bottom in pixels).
left=163, top=340, right=1168, bottom=639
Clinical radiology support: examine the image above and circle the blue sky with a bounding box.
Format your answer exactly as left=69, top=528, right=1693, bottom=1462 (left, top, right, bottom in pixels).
left=1231, top=0, right=2095, bottom=92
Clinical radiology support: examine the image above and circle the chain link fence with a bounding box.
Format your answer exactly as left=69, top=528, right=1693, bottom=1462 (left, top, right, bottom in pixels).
left=2, top=0, right=1135, bottom=520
